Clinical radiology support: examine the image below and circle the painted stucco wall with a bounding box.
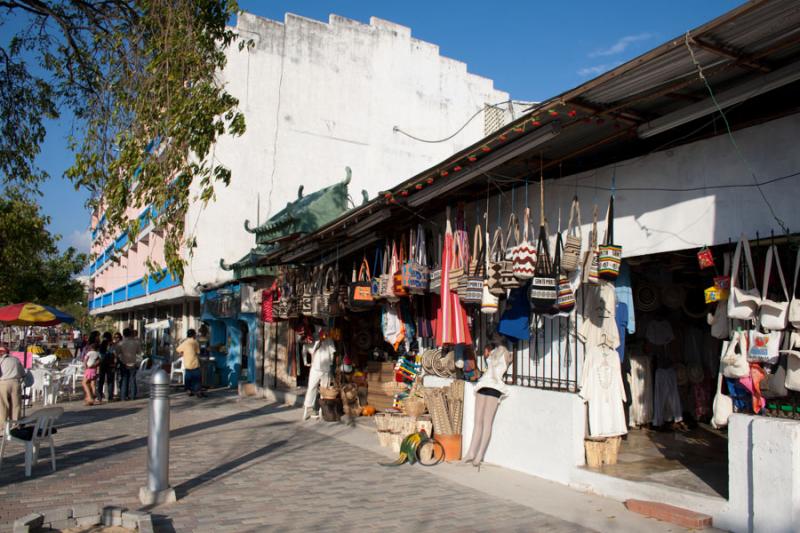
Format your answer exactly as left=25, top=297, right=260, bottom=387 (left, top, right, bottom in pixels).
left=720, top=414, right=800, bottom=533
left=424, top=376, right=586, bottom=484
left=182, top=11, right=510, bottom=295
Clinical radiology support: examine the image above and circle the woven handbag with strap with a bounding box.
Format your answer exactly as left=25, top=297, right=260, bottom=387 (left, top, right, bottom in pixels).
left=392, top=238, right=409, bottom=298
left=500, top=213, right=521, bottom=289
left=555, top=234, right=575, bottom=312
left=430, top=233, right=442, bottom=295
left=379, top=242, right=397, bottom=301
left=529, top=224, right=557, bottom=314
left=482, top=228, right=500, bottom=313
left=459, top=224, right=484, bottom=304
left=582, top=206, right=600, bottom=285
left=449, top=213, right=468, bottom=292
left=348, top=258, right=374, bottom=311
left=402, top=226, right=430, bottom=294
left=562, top=196, right=582, bottom=272
left=598, top=197, right=622, bottom=280
left=486, top=228, right=505, bottom=296
left=511, top=207, right=537, bottom=280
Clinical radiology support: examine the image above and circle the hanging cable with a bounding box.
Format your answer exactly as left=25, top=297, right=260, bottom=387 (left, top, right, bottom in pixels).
left=684, top=31, right=789, bottom=234
left=393, top=100, right=512, bottom=144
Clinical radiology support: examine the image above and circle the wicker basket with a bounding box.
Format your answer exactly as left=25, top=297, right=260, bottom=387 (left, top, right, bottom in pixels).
left=403, top=397, right=426, bottom=418
left=319, top=386, right=340, bottom=400
left=377, top=431, right=392, bottom=448
left=389, top=433, right=404, bottom=453
left=374, top=413, right=392, bottom=431
left=382, top=381, right=408, bottom=397
left=584, top=436, right=622, bottom=468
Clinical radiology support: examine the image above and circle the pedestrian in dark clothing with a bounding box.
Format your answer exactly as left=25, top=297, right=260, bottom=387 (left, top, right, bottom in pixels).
left=96, top=332, right=118, bottom=402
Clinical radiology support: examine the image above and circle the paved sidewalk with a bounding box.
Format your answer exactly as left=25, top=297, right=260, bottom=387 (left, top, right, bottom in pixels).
left=1, top=392, right=696, bottom=532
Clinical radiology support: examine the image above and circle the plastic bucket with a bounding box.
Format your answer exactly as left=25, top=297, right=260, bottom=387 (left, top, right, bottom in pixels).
left=433, top=433, right=462, bottom=462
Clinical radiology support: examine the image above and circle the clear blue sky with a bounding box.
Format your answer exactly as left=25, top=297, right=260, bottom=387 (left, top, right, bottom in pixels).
left=28, top=0, right=741, bottom=253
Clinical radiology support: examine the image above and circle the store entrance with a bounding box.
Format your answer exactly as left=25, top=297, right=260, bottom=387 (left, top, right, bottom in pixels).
left=586, top=250, right=730, bottom=498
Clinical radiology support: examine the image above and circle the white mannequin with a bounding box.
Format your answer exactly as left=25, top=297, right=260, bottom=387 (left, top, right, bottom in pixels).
left=302, top=326, right=335, bottom=420
left=462, top=335, right=512, bottom=467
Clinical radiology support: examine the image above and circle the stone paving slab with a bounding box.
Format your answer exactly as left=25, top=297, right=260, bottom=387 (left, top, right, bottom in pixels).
left=0, top=391, right=692, bottom=532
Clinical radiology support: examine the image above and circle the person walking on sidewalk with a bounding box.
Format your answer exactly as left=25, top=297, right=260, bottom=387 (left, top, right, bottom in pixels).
left=176, top=329, right=203, bottom=397
left=116, top=328, right=141, bottom=401
left=0, top=346, right=26, bottom=430
left=96, top=332, right=117, bottom=402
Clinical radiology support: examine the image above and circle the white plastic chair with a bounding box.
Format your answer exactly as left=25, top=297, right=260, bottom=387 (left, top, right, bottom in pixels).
left=43, top=371, right=62, bottom=405
left=28, top=369, right=48, bottom=404
left=170, top=358, right=185, bottom=385
left=1, top=407, right=63, bottom=477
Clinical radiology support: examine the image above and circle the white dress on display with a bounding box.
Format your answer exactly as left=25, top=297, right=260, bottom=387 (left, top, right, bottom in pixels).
left=628, top=354, right=654, bottom=427
left=580, top=344, right=628, bottom=438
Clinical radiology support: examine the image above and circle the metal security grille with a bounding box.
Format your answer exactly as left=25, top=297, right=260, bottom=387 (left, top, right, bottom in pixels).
left=474, top=287, right=584, bottom=393
left=484, top=104, right=505, bottom=135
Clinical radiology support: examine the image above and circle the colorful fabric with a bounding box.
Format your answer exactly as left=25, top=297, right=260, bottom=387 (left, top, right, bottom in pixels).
left=435, top=217, right=472, bottom=346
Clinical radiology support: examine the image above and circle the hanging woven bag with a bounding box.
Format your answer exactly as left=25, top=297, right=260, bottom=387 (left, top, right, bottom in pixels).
left=348, top=257, right=374, bottom=311
left=459, top=224, right=484, bottom=304
left=511, top=207, right=537, bottom=280
left=582, top=206, right=600, bottom=285
left=562, top=196, right=582, bottom=272
left=486, top=228, right=505, bottom=296
left=392, top=238, right=409, bottom=298
left=482, top=228, right=500, bottom=313
left=429, top=233, right=442, bottom=295
left=598, top=196, right=622, bottom=280
left=554, top=234, right=575, bottom=312
left=500, top=213, right=521, bottom=289
left=529, top=224, right=557, bottom=314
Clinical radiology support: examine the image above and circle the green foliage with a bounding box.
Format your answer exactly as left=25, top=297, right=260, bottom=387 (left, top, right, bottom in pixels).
left=1, top=0, right=246, bottom=278
left=0, top=191, right=87, bottom=306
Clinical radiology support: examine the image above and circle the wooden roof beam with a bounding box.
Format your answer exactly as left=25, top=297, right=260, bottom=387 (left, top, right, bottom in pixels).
left=567, top=99, right=643, bottom=124
left=691, top=37, right=771, bottom=73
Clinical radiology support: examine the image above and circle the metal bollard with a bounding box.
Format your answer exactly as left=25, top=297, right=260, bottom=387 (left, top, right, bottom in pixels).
left=138, top=369, right=176, bottom=505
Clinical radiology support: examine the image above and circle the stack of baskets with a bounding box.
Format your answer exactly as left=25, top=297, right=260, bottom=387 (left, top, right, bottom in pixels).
left=422, top=381, right=464, bottom=461
left=374, top=412, right=418, bottom=452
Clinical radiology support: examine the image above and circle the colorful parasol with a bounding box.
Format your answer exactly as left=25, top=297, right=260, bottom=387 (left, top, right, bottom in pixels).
left=0, top=302, right=75, bottom=326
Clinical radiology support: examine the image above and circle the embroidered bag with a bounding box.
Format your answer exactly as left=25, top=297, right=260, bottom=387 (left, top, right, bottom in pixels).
left=459, top=224, right=484, bottom=304
left=598, top=197, right=622, bottom=280
left=697, top=246, right=715, bottom=269
left=449, top=211, right=468, bottom=292
left=529, top=224, right=557, bottom=314
left=759, top=245, right=789, bottom=330
left=510, top=207, right=537, bottom=280
left=349, top=257, right=374, bottom=311
left=300, top=275, right=313, bottom=316
left=582, top=206, right=600, bottom=285
left=379, top=242, right=397, bottom=301
left=562, top=196, right=582, bottom=272
left=392, top=239, right=409, bottom=298
left=402, top=227, right=430, bottom=294
left=555, top=234, right=576, bottom=312
left=748, top=329, right=782, bottom=364
left=500, top=213, right=521, bottom=289
left=788, top=247, right=800, bottom=329
left=727, top=234, right=760, bottom=321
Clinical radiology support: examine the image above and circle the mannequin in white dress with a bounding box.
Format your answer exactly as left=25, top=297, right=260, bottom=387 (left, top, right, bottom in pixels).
left=302, top=327, right=335, bottom=421
left=462, top=335, right=512, bottom=467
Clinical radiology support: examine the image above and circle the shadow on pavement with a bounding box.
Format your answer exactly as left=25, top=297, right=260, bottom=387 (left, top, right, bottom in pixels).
left=0, top=402, right=288, bottom=487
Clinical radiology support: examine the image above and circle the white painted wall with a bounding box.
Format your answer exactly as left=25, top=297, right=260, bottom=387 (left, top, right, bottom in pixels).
left=471, top=113, right=800, bottom=261
left=719, top=413, right=800, bottom=533
left=183, top=12, right=510, bottom=294
left=425, top=376, right=586, bottom=484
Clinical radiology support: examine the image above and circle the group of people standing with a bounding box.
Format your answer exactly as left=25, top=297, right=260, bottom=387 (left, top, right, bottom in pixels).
left=79, top=328, right=142, bottom=406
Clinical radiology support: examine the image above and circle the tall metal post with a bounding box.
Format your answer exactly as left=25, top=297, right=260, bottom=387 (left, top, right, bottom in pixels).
left=138, top=369, right=176, bottom=505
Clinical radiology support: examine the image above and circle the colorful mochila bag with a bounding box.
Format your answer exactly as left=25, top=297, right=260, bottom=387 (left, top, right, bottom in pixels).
left=562, top=196, right=582, bottom=272
left=486, top=228, right=506, bottom=296
left=500, top=213, right=521, bottom=289
left=402, top=226, right=430, bottom=294
left=459, top=224, right=485, bottom=305
left=598, top=196, right=622, bottom=280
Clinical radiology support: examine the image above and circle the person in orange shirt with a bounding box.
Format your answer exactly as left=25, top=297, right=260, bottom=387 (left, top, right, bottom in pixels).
left=176, top=329, right=203, bottom=397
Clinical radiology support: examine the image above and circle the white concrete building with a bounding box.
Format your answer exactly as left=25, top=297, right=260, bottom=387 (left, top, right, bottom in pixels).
left=90, top=11, right=519, bottom=331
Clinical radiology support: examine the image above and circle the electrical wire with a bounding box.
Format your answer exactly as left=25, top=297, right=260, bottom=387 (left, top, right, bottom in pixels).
left=486, top=168, right=800, bottom=193
left=684, top=32, right=789, bottom=234
left=393, top=100, right=512, bottom=144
